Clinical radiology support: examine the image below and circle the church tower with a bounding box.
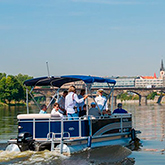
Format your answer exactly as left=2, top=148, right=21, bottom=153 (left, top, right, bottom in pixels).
left=160, top=59, right=165, bottom=79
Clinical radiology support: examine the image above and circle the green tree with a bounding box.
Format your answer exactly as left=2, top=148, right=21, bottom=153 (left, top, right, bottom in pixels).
left=0, top=73, right=6, bottom=80
left=15, top=73, right=33, bottom=85
left=0, top=76, right=13, bottom=103
left=117, top=92, right=129, bottom=101
left=0, top=75, right=30, bottom=104
left=0, top=73, right=33, bottom=104
left=0, top=76, right=23, bottom=104
left=15, top=73, right=33, bottom=102
left=0, top=77, right=8, bottom=103
left=147, top=92, right=157, bottom=100
left=117, top=92, right=139, bottom=101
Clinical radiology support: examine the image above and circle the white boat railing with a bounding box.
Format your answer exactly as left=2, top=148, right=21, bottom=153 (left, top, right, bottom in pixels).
left=18, top=114, right=132, bottom=140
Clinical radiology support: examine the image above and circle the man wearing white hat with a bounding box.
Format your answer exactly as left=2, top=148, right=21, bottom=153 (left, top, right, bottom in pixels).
left=95, top=88, right=108, bottom=112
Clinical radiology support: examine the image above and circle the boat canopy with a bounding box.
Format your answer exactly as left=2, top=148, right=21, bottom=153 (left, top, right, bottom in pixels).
left=24, top=75, right=116, bottom=88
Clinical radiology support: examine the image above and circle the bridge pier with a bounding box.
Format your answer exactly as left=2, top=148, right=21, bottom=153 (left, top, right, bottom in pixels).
left=156, top=95, right=163, bottom=104
left=109, top=96, right=117, bottom=106
left=139, top=96, right=147, bottom=106
left=112, top=96, right=117, bottom=106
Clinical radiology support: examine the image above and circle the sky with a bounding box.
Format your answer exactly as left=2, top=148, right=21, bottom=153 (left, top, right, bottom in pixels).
left=0, top=0, right=165, bottom=78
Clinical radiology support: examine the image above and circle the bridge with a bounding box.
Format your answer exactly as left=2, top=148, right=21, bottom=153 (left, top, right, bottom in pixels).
left=112, top=87, right=165, bottom=105
left=33, top=87, right=165, bottom=106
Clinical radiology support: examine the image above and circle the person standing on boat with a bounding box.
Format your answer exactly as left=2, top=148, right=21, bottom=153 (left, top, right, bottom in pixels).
left=65, top=85, right=88, bottom=120
left=51, top=103, right=63, bottom=117
left=58, top=90, right=68, bottom=115
left=77, top=89, right=85, bottom=116
left=39, top=104, right=47, bottom=114
left=95, top=89, right=108, bottom=112
left=113, top=103, right=128, bottom=113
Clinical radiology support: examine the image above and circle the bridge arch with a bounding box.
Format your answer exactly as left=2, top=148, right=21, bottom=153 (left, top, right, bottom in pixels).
left=113, top=89, right=154, bottom=106
left=156, top=90, right=165, bottom=104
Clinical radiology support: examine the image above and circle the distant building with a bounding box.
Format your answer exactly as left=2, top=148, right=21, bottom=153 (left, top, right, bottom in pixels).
left=163, top=77, right=165, bottom=87
left=114, top=77, right=135, bottom=87
left=91, top=76, right=136, bottom=88
left=135, top=75, right=162, bottom=88
left=93, top=59, right=165, bottom=88
left=135, top=59, right=165, bottom=88
left=61, top=60, right=165, bottom=89
left=160, top=59, right=165, bottom=79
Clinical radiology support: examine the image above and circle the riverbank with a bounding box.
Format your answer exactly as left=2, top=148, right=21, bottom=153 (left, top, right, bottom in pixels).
left=0, top=102, right=7, bottom=106
left=1, top=98, right=164, bottom=107
left=0, top=102, right=26, bottom=106
left=116, top=99, right=165, bottom=105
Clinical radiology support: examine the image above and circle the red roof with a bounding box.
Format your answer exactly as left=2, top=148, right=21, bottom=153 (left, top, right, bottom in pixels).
left=141, top=76, right=155, bottom=79
left=141, top=73, right=157, bottom=79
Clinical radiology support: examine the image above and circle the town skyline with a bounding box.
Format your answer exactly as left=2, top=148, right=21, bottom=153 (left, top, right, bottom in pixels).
left=1, top=59, right=164, bottom=79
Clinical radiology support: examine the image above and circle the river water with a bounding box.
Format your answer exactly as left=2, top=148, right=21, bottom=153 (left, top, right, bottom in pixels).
left=0, top=104, right=165, bottom=164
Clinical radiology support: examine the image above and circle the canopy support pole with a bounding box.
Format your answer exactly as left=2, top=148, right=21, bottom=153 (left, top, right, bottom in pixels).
left=26, top=88, right=29, bottom=114
left=47, top=90, right=58, bottom=109
left=56, top=88, right=60, bottom=102
left=110, top=85, right=115, bottom=114
left=26, top=86, right=41, bottom=111
left=87, top=87, right=102, bottom=115
left=24, top=86, right=41, bottom=112
left=103, top=83, right=115, bottom=113
left=85, top=84, right=90, bottom=116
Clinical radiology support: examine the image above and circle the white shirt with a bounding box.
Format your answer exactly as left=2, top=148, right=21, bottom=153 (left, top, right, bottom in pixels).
left=95, top=95, right=108, bottom=111
left=65, top=92, right=84, bottom=114
left=51, top=108, right=63, bottom=117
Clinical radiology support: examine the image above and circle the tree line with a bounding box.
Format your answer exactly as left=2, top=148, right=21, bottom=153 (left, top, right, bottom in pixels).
left=117, top=91, right=157, bottom=102
left=0, top=73, right=33, bottom=105
left=0, top=72, right=158, bottom=105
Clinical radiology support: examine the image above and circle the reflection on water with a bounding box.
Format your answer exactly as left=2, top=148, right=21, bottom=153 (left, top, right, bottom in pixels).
left=0, top=106, right=19, bottom=141
left=0, top=104, right=165, bottom=164
left=0, top=105, right=39, bottom=141
left=125, top=104, right=165, bottom=141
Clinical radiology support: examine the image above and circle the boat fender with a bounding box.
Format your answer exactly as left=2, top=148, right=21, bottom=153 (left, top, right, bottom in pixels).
left=131, top=128, right=136, bottom=141
left=87, top=136, right=92, bottom=148
left=6, top=143, right=21, bottom=152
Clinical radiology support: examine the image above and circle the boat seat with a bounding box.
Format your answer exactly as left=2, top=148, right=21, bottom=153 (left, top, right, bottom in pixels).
left=17, top=114, right=51, bottom=119
left=51, top=114, right=62, bottom=120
